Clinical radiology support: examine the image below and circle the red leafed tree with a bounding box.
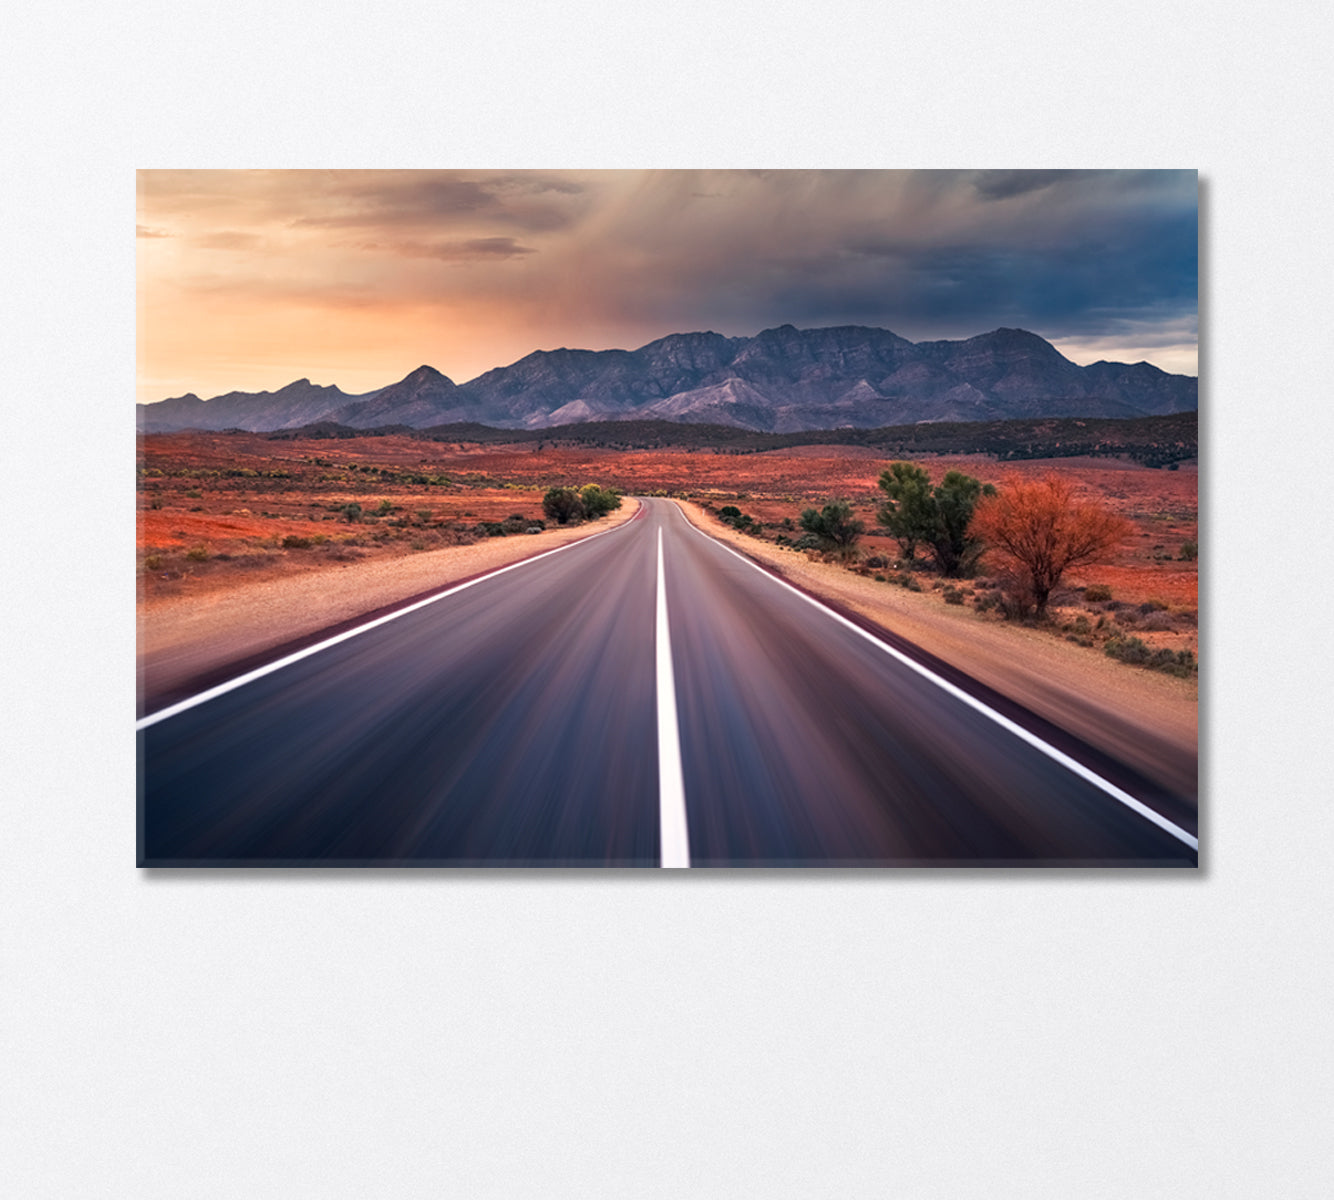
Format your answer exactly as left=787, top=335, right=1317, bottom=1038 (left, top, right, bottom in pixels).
left=970, top=473, right=1132, bottom=617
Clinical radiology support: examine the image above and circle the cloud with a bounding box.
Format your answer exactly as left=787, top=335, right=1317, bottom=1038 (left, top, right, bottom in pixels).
left=969, top=169, right=1106, bottom=201
left=365, top=236, right=537, bottom=262
left=495, top=170, right=1195, bottom=355
left=287, top=171, right=589, bottom=234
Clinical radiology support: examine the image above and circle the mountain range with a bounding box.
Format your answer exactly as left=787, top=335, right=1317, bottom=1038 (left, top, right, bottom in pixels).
left=136, top=325, right=1198, bottom=435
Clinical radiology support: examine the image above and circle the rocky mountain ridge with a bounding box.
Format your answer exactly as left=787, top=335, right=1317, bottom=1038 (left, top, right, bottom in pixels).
left=138, top=325, right=1197, bottom=434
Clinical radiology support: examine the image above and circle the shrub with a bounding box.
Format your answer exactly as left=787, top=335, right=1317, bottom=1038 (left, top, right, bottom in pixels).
left=543, top=487, right=585, bottom=525
left=376, top=499, right=394, bottom=516
left=1105, top=635, right=1151, bottom=665
left=1084, top=584, right=1112, bottom=603
left=282, top=535, right=312, bottom=549
left=580, top=484, right=622, bottom=519
left=340, top=502, right=362, bottom=523
left=186, top=546, right=209, bottom=562
left=143, top=555, right=162, bottom=570
left=1180, top=541, right=1198, bottom=561
left=185, top=488, right=202, bottom=499
left=718, top=505, right=742, bottom=521
left=943, top=586, right=965, bottom=605
left=799, top=500, right=864, bottom=559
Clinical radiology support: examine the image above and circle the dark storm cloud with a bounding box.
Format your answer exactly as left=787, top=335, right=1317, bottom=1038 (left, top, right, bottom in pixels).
left=969, top=169, right=1111, bottom=201
left=806, top=201, right=1197, bottom=338
left=563, top=169, right=1197, bottom=358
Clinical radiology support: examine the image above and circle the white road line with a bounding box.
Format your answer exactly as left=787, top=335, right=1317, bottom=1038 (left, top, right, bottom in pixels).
left=670, top=504, right=1199, bottom=853
left=656, top=526, right=691, bottom=868
left=136, top=517, right=631, bottom=732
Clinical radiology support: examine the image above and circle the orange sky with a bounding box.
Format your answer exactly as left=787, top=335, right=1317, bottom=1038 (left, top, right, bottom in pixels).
left=137, top=170, right=1198, bottom=403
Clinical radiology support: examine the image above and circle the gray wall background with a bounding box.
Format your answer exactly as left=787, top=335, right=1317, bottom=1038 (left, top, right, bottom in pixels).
left=5, top=3, right=1331, bottom=1195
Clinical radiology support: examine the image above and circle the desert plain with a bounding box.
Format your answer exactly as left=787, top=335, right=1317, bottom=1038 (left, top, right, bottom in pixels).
left=137, top=430, right=1198, bottom=800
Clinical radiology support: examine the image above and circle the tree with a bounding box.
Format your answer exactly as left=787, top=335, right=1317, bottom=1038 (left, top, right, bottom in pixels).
left=970, top=473, right=1132, bottom=617
left=876, top=462, right=934, bottom=562
left=877, top=462, right=994, bottom=576
left=542, top=487, right=584, bottom=525
left=799, top=500, right=864, bottom=559
left=927, top=470, right=996, bottom=578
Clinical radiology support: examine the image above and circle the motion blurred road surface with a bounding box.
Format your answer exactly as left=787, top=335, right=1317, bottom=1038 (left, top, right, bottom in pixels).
left=138, top=499, right=1197, bottom=865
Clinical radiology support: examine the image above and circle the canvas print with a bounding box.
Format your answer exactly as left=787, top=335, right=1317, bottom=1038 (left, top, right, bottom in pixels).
left=137, top=169, right=1198, bottom=867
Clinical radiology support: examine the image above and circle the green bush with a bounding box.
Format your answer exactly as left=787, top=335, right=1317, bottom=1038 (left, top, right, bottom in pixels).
left=543, top=487, right=584, bottom=525
left=877, top=462, right=994, bottom=576
left=1180, top=541, right=1198, bottom=561
left=143, top=555, right=162, bottom=570
left=282, top=535, right=312, bottom=549
left=1084, top=584, right=1112, bottom=602
left=799, top=500, right=864, bottom=558
left=943, top=586, right=965, bottom=605
left=580, top=484, right=623, bottom=519
left=1105, top=635, right=1151, bottom=665
left=340, top=502, right=362, bottom=523
left=186, top=546, right=209, bottom=562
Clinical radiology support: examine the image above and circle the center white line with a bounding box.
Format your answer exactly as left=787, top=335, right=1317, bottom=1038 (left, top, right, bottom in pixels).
left=656, top=526, right=691, bottom=868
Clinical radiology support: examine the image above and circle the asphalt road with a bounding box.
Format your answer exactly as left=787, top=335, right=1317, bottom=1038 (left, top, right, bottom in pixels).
left=138, top=499, right=1198, bottom=866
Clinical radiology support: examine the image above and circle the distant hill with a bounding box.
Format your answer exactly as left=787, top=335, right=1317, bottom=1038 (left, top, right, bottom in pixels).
left=137, top=325, right=1198, bottom=434
left=257, top=412, right=1198, bottom=468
